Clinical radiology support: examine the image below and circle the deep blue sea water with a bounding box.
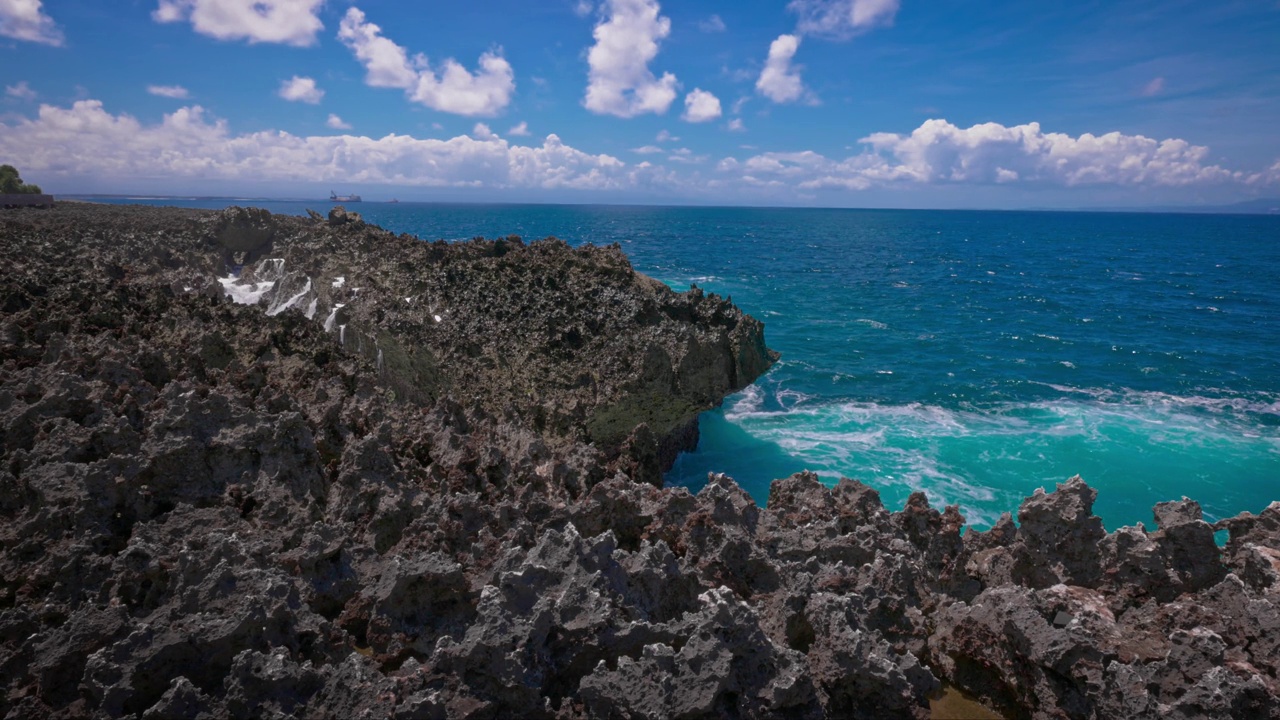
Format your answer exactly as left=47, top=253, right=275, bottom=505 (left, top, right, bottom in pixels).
left=92, top=198, right=1280, bottom=530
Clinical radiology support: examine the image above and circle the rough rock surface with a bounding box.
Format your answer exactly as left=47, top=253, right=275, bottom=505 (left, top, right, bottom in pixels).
left=1, top=203, right=1278, bottom=719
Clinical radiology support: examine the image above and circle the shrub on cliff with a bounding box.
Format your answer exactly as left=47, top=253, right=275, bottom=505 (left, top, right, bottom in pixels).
left=0, top=164, right=42, bottom=194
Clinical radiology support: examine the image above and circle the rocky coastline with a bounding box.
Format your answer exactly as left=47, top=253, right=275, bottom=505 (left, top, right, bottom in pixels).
left=2, top=203, right=1278, bottom=719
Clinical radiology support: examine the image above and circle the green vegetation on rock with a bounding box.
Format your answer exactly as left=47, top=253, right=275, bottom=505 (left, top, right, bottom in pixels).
left=375, top=329, right=446, bottom=405
left=0, top=164, right=43, bottom=194
left=586, top=391, right=701, bottom=447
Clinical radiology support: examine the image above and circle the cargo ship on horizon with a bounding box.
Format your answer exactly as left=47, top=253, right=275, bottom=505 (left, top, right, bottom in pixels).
left=329, top=190, right=362, bottom=202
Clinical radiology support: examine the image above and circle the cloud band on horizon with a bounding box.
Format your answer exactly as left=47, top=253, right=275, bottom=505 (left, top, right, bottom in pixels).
left=2, top=100, right=1275, bottom=198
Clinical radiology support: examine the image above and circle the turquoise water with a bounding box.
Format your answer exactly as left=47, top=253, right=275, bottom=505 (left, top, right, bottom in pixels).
left=93, top=198, right=1280, bottom=529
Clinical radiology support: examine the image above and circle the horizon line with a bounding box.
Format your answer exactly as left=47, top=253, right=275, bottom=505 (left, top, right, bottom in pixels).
left=56, top=193, right=1280, bottom=218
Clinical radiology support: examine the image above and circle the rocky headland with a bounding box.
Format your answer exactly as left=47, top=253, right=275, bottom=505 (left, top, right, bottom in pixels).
left=1, top=203, right=1278, bottom=719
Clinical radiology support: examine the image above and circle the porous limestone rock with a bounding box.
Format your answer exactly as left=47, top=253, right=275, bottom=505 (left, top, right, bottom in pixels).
left=1, top=204, right=1277, bottom=720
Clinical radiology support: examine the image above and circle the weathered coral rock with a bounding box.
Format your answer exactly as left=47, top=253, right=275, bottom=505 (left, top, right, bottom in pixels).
left=326, top=204, right=362, bottom=226
left=0, top=204, right=1277, bottom=719
left=215, top=206, right=277, bottom=252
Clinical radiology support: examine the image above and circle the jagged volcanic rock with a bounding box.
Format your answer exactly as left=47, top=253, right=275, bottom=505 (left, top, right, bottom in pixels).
left=1, top=203, right=1278, bottom=719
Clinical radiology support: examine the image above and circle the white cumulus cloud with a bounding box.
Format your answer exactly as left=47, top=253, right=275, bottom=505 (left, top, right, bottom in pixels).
left=788, top=0, right=900, bottom=39
left=508, top=121, right=530, bottom=136
left=0, top=99, right=630, bottom=192
left=336, top=8, right=417, bottom=89
left=729, top=119, right=1259, bottom=191
left=413, top=53, right=515, bottom=118
left=326, top=114, right=352, bottom=130
left=0, top=0, right=63, bottom=45
left=338, top=7, right=515, bottom=117
left=583, top=0, right=678, bottom=118
left=859, top=119, right=1245, bottom=186
left=148, top=85, right=190, bottom=99
left=1264, top=160, right=1280, bottom=185
left=278, top=76, right=324, bottom=104
left=153, top=0, right=324, bottom=46
left=5, top=81, right=37, bottom=100
left=756, top=34, right=808, bottom=104
left=6, top=99, right=1270, bottom=204
left=727, top=118, right=745, bottom=132
left=682, top=89, right=721, bottom=123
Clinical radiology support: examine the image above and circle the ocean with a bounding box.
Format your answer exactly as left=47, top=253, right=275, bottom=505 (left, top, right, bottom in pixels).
left=93, top=198, right=1280, bottom=530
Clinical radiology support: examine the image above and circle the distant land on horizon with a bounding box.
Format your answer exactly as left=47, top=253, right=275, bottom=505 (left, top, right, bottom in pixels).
left=60, top=194, right=1280, bottom=217
left=1068, top=198, right=1280, bottom=216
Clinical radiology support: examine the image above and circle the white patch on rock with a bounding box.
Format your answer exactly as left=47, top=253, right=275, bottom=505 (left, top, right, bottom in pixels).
left=323, top=303, right=346, bottom=333
left=218, top=276, right=275, bottom=305
left=219, top=258, right=287, bottom=305
left=266, top=278, right=313, bottom=317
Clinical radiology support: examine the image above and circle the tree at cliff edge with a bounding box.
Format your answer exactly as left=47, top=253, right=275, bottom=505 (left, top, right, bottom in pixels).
left=0, top=165, right=42, bottom=194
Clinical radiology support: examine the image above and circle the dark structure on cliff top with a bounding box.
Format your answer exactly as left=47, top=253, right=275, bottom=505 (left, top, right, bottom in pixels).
left=1, top=203, right=1278, bottom=719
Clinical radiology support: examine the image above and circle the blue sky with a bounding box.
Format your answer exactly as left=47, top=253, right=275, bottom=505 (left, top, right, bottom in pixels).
left=2, top=0, right=1278, bottom=208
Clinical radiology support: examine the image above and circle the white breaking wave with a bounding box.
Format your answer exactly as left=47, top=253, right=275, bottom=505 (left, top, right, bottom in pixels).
left=710, top=382, right=1279, bottom=528
left=1121, top=389, right=1280, bottom=417
left=775, top=387, right=812, bottom=407
left=1029, top=382, right=1280, bottom=417
left=730, top=391, right=1279, bottom=456
left=725, top=382, right=816, bottom=421
left=728, top=384, right=763, bottom=413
